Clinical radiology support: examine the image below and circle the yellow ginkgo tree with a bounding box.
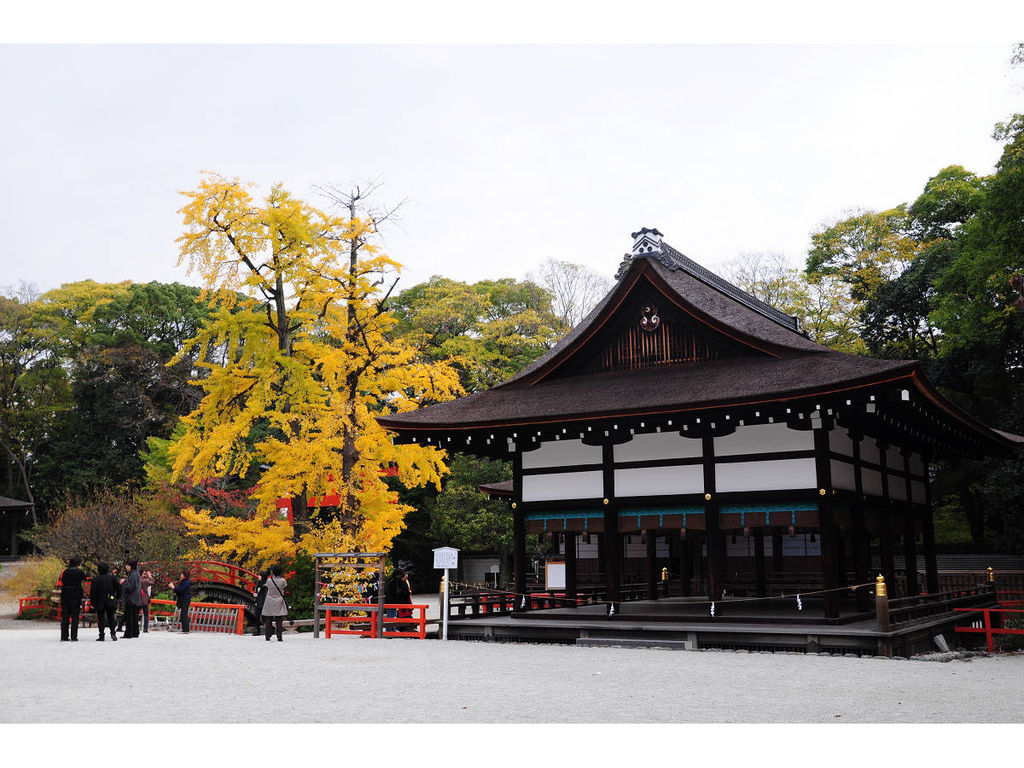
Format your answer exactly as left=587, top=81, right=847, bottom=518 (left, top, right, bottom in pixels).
left=169, top=174, right=461, bottom=567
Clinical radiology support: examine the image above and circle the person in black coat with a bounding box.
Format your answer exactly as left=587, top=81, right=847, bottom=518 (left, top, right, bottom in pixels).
left=170, top=571, right=192, bottom=633
left=59, top=557, right=86, bottom=642
left=121, top=560, right=143, bottom=638
left=89, top=562, right=119, bottom=642
left=252, top=572, right=268, bottom=636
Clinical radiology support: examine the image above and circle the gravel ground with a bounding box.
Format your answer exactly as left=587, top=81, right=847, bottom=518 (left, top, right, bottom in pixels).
left=1, top=621, right=1021, bottom=724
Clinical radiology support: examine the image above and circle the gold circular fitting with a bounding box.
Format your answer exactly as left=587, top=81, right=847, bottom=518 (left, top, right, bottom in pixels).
left=819, top=488, right=826, bottom=496
left=602, top=498, right=609, bottom=505
left=511, top=502, right=517, bottom=509
left=704, top=493, right=711, bottom=501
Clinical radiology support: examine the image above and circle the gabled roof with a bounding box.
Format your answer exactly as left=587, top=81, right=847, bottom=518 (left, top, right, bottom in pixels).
left=378, top=230, right=1023, bottom=455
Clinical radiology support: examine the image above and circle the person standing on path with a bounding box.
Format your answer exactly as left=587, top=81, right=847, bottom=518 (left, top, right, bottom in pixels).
left=59, top=557, right=86, bottom=642
left=140, top=570, right=154, bottom=633
left=252, top=572, right=268, bottom=636
left=384, top=569, right=412, bottom=633
left=170, top=571, right=192, bottom=633
left=89, top=562, right=119, bottom=642
left=121, top=560, right=143, bottom=638
left=261, top=566, right=288, bottom=642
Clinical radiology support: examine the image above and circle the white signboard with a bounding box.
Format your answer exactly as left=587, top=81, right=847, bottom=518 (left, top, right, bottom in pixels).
left=546, top=562, right=566, bottom=590
left=433, top=547, right=459, bottom=570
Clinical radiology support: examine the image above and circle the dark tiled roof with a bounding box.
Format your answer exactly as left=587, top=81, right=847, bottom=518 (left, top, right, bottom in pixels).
left=378, top=352, right=917, bottom=430
left=0, top=495, right=33, bottom=510
left=500, top=242, right=822, bottom=388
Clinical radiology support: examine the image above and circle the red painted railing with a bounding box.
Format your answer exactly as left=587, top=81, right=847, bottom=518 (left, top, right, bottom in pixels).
left=954, top=606, right=1024, bottom=653
left=322, top=603, right=427, bottom=639
left=184, top=560, right=260, bottom=594
left=150, top=598, right=245, bottom=634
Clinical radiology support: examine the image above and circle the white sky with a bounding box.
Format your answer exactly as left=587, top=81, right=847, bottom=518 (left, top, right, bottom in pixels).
left=2, top=4, right=1023, bottom=296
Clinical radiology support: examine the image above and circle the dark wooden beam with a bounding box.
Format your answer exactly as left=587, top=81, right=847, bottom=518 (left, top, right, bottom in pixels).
left=703, top=434, right=723, bottom=602
left=814, top=427, right=840, bottom=618
left=754, top=527, right=767, bottom=598
left=646, top=531, right=658, bottom=600
left=564, top=532, right=578, bottom=608
left=602, top=442, right=621, bottom=612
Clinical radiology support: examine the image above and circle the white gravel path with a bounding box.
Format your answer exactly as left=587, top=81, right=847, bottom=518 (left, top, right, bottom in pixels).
left=1, top=622, right=1021, bottom=724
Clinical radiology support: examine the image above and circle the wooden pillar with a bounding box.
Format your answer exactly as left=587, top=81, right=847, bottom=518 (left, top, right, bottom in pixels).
left=753, top=527, right=767, bottom=598
left=771, top=531, right=784, bottom=575
left=678, top=532, right=692, bottom=596
left=851, top=503, right=871, bottom=612
left=602, top=443, right=620, bottom=611
left=512, top=508, right=527, bottom=611
left=814, top=426, right=840, bottom=618
left=877, top=441, right=897, bottom=591
left=849, top=431, right=871, bottom=611
left=922, top=460, right=939, bottom=594
left=512, top=452, right=527, bottom=611
left=703, top=435, right=723, bottom=601
left=646, top=531, right=658, bottom=600
left=565, top=532, right=578, bottom=608
left=902, top=451, right=919, bottom=596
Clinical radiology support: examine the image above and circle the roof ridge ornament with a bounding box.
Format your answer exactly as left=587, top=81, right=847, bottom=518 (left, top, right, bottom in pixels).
left=631, top=227, right=664, bottom=255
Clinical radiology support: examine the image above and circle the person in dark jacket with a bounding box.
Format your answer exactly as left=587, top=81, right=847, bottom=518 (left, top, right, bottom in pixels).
left=252, top=572, right=268, bottom=636
left=121, top=560, right=143, bottom=638
left=140, top=570, right=154, bottom=633
left=170, top=571, right=192, bottom=633
left=383, top=569, right=412, bottom=633
left=89, top=562, right=119, bottom=642
left=59, top=557, right=86, bottom=642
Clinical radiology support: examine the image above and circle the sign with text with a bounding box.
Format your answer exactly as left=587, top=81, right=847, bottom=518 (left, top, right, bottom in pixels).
left=433, top=547, right=459, bottom=570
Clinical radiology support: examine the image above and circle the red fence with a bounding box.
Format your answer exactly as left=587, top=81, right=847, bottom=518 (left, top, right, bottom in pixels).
left=322, top=603, right=427, bottom=639
left=150, top=598, right=245, bottom=635
left=954, top=605, right=1024, bottom=653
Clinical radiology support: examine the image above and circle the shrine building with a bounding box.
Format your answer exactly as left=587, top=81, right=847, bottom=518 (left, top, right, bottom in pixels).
left=377, top=228, right=1022, bottom=624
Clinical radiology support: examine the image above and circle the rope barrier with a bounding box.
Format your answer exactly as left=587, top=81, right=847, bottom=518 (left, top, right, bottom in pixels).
left=442, top=578, right=878, bottom=612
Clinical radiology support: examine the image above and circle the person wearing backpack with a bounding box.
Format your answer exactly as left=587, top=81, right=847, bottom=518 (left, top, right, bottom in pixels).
left=261, top=565, right=288, bottom=642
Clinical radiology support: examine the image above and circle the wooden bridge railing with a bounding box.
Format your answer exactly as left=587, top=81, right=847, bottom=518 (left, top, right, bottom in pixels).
left=320, top=603, right=428, bottom=639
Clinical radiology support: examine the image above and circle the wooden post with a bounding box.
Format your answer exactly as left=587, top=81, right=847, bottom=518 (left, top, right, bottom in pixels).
left=565, top=531, right=578, bottom=608
left=313, top=554, right=321, bottom=639
left=376, top=555, right=386, bottom=638
left=851, top=503, right=871, bottom=612
left=771, top=530, right=784, bottom=576
left=678, top=531, right=691, bottom=597
left=753, top=527, right=766, bottom=598
left=902, top=451, right=919, bottom=597
left=602, top=442, right=621, bottom=613
left=646, top=531, right=658, bottom=600
left=875, top=574, right=892, bottom=657
left=703, top=435, right=723, bottom=602
left=922, top=459, right=939, bottom=595
left=878, top=442, right=897, bottom=594
left=512, top=506, right=527, bottom=612
left=814, top=427, right=840, bottom=619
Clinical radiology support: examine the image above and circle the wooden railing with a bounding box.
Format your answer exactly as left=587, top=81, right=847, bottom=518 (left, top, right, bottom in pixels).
left=149, top=598, right=245, bottom=634
left=449, top=582, right=651, bottom=618
left=320, top=603, right=428, bottom=639
left=886, top=585, right=997, bottom=627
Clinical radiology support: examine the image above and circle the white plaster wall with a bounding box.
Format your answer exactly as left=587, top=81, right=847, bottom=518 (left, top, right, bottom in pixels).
left=830, top=460, right=857, bottom=491
left=615, top=431, right=702, bottom=462
left=912, top=480, right=927, bottom=504
left=860, top=439, right=880, bottom=465
left=715, top=458, right=817, bottom=492
left=889, top=473, right=908, bottom=502
left=522, top=471, right=603, bottom=502
left=909, top=453, right=925, bottom=478
left=829, top=430, right=856, bottom=457
left=521, top=439, right=601, bottom=469
left=577, top=538, right=599, bottom=559
left=615, top=466, right=704, bottom=497
left=887, top=447, right=904, bottom=473
left=714, top=422, right=813, bottom=456
left=862, top=468, right=884, bottom=498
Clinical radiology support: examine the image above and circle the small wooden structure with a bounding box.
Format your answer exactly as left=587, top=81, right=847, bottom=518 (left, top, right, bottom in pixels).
left=312, top=552, right=386, bottom=639
left=379, top=228, right=1023, bottom=650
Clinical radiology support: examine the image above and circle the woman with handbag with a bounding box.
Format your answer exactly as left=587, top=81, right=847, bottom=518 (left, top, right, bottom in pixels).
left=261, top=565, right=288, bottom=642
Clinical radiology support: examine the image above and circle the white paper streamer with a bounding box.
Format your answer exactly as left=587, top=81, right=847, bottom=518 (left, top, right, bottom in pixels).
left=796, top=594, right=803, bottom=611
left=710, top=601, right=715, bottom=618
left=609, top=604, right=615, bottom=616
